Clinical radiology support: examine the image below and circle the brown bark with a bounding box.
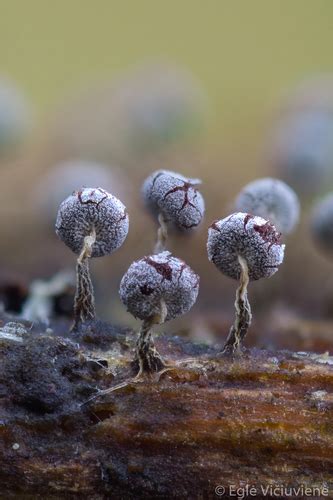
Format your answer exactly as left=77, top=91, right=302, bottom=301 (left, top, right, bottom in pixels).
left=0, top=317, right=333, bottom=499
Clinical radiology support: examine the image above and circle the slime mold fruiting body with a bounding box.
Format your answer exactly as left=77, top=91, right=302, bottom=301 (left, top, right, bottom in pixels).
left=120, top=251, right=199, bottom=374
left=235, top=177, right=300, bottom=234
left=207, top=212, right=285, bottom=354
left=142, top=170, right=205, bottom=252
left=56, top=187, right=129, bottom=329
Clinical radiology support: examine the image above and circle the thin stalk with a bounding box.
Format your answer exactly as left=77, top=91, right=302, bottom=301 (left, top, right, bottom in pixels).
left=221, top=255, right=252, bottom=355
left=71, top=228, right=96, bottom=331
left=154, top=213, right=168, bottom=254
left=134, top=299, right=167, bottom=376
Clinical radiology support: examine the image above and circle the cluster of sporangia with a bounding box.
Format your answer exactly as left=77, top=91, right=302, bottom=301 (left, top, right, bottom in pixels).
left=56, top=172, right=300, bottom=375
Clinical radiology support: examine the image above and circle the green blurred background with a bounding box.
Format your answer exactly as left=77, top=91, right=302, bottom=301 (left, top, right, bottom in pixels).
left=2, top=0, right=333, bottom=140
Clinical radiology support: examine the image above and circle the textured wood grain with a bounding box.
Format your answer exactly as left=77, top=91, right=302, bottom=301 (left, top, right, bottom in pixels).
left=0, top=318, right=333, bottom=498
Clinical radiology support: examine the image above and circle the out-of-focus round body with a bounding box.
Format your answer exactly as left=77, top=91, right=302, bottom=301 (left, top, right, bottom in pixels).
left=0, top=78, right=32, bottom=155
left=55, top=187, right=129, bottom=257
left=311, top=193, right=333, bottom=256
left=34, top=160, right=126, bottom=222
left=271, top=109, right=333, bottom=194
left=142, top=169, right=205, bottom=230
left=207, top=212, right=285, bottom=281
left=119, top=251, right=199, bottom=321
left=51, top=64, right=207, bottom=163
left=235, top=177, right=300, bottom=234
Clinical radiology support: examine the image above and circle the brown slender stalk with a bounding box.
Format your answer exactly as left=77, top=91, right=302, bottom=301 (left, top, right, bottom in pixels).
left=71, top=228, right=96, bottom=331
left=154, top=213, right=168, bottom=254
left=221, top=255, right=252, bottom=355
left=134, top=299, right=167, bottom=375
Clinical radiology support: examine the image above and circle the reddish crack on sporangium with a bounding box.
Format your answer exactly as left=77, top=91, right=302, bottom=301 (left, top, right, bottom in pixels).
left=243, top=213, right=254, bottom=230
left=144, top=257, right=173, bottom=281
left=253, top=221, right=281, bottom=249
left=177, top=262, right=187, bottom=284
left=163, top=182, right=200, bottom=214
left=115, top=210, right=128, bottom=223
left=77, top=188, right=108, bottom=207
left=139, top=284, right=154, bottom=296
left=176, top=260, right=199, bottom=287
left=152, top=171, right=164, bottom=189
left=210, top=220, right=222, bottom=232
left=193, top=274, right=200, bottom=289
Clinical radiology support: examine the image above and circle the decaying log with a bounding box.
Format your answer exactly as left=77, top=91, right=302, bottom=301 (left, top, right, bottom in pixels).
left=1, top=317, right=333, bottom=499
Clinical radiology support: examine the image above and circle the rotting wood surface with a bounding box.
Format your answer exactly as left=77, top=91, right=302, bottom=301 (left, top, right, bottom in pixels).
left=0, top=317, right=332, bottom=499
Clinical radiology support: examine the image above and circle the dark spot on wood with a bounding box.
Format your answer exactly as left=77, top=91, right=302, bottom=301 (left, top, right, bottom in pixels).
left=0, top=282, right=28, bottom=313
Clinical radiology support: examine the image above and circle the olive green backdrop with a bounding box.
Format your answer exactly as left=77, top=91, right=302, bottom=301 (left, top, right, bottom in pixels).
left=1, top=0, right=333, bottom=139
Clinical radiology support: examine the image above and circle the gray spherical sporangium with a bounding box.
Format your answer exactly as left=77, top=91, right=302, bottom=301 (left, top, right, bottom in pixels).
left=55, top=187, right=129, bottom=257
left=207, top=212, right=285, bottom=281
left=119, top=251, right=199, bottom=321
left=0, top=78, right=32, bottom=155
left=272, top=110, right=333, bottom=194
left=311, top=193, right=333, bottom=256
left=142, top=170, right=205, bottom=230
left=235, top=177, right=300, bottom=234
